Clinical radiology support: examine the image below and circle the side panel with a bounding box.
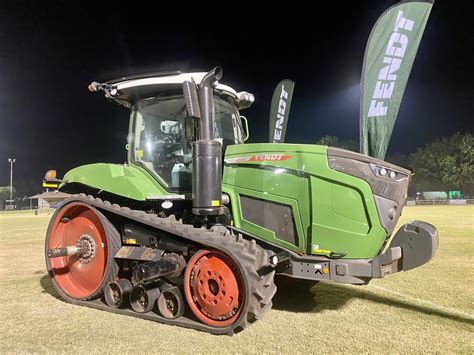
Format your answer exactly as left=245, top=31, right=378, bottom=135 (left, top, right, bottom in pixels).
left=223, top=143, right=388, bottom=259
left=62, top=163, right=168, bottom=201
left=310, top=176, right=387, bottom=258
left=223, top=166, right=309, bottom=253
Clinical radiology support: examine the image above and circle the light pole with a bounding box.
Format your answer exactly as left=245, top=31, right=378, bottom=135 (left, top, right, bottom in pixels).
left=8, top=158, right=16, bottom=204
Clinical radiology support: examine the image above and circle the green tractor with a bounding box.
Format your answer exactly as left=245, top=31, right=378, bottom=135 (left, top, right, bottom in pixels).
left=44, top=67, right=438, bottom=334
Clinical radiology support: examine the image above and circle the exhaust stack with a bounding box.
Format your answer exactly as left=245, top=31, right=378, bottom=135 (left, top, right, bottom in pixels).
left=184, top=67, right=225, bottom=216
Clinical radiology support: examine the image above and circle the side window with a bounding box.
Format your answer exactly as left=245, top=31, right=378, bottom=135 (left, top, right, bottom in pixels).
left=132, top=111, right=145, bottom=161
left=131, top=96, right=193, bottom=191
left=213, top=98, right=244, bottom=148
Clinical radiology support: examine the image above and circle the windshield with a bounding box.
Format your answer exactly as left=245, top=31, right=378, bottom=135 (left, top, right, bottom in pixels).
left=131, top=94, right=243, bottom=192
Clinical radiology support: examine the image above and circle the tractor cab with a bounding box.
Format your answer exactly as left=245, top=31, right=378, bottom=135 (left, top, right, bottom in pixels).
left=91, top=71, right=254, bottom=192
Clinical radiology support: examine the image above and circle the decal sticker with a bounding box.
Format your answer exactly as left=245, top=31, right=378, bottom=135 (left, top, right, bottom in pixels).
left=225, top=154, right=293, bottom=164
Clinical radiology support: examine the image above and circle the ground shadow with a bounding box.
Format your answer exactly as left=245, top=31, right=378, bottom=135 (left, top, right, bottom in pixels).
left=273, top=279, right=474, bottom=326
left=272, top=277, right=323, bottom=312
left=39, top=274, right=61, bottom=300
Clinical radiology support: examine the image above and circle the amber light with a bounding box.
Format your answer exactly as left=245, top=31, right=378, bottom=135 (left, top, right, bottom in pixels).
left=45, top=170, right=57, bottom=180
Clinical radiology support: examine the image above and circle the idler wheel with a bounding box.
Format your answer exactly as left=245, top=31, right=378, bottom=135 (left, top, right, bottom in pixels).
left=45, top=202, right=120, bottom=300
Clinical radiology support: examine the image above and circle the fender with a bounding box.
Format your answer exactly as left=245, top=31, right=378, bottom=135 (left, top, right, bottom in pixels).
left=61, top=163, right=168, bottom=201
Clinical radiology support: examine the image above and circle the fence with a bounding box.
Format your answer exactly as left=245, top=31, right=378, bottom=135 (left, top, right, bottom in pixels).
left=406, top=199, right=474, bottom=206
left=0, top=208, right=55, bottom=215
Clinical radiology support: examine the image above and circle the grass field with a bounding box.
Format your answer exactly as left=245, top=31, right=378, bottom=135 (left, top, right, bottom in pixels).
left=0, top=206, right=473, bottom=353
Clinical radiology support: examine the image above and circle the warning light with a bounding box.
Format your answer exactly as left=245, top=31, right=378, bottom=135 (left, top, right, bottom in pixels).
left=45, top=170, right=57, bottom=180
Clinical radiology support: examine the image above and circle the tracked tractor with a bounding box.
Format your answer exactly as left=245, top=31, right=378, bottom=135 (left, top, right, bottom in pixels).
left=44, top=67, right=438, bottom=334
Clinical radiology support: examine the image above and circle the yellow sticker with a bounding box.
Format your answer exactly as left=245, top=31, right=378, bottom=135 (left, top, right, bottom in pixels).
left=312, top=248, right=331, bottom=254
left=137, top=149, right=144, bottom=158
left=42, top=182, right=58, bottom=188
left=211, top=200, right=220, bottom=207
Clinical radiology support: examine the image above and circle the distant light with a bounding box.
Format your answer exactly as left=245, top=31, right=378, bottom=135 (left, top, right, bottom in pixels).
left=146, top=140, right=152, bottom=153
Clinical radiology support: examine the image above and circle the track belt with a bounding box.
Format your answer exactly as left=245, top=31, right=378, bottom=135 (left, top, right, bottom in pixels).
left=45, top=194, right=277, bottom=335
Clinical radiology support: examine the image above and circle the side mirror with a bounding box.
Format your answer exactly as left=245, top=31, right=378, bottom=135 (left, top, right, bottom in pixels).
left=240, top=115, right=250, bottom=141
left=182, top=81, right=201, bottom=119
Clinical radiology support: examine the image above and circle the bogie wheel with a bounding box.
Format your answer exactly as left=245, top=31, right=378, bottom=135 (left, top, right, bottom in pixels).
left=104, top=279, right=133, bottom=308
left=130, top=285, right=160, bottom=313
left=184, top=249, right=246, bottom=327
left=45, top=201, right=121, bottom=300
left=157, top=286, right=185, bottom=319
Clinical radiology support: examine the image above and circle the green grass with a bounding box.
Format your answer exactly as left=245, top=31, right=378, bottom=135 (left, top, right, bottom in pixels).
left=0, top=206, right=473, bottom=353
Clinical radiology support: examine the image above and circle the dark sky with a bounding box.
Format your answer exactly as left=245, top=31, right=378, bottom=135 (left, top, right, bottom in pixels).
left=0, top=1, right=473, bottom=196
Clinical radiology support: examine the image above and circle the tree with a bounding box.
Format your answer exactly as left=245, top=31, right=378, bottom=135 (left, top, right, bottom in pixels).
left=409, top=133, right=474, bottom=195
left=0, top=186, right=16, bottom=200
left=316, top=136, right=358, bottom=152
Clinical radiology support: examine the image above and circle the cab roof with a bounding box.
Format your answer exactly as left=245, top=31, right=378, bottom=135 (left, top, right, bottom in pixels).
left=105, top=71, right=247, bottom=105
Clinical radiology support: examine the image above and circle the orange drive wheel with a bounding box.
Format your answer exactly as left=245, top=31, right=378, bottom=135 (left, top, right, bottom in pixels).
left=46, top=201, right=117, bottom=300
left=184, top=249, right=245, bottom=327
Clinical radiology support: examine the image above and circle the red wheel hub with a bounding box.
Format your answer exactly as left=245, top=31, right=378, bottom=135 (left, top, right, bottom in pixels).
left=184, top=250, right=245, bottom=327
left=47, top=202, right=108, bottom=299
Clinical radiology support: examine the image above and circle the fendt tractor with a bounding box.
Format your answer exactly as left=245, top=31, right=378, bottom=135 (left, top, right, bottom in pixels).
left=44, top=67, right=438, bottom=334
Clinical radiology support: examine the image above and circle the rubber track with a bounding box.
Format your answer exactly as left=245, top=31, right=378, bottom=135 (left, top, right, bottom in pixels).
left=46, top=194, right=277, bottom=335
left=85, top=209, right=122, bottom=300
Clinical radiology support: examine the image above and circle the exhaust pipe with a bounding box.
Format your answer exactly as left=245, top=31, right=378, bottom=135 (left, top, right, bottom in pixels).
left=191, top=66, right=225, bottom=216
left=198, top=66, right=222, bottom=140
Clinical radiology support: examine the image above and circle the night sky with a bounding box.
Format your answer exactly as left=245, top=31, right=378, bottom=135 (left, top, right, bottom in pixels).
left=0, top=1, right=473, bottom=196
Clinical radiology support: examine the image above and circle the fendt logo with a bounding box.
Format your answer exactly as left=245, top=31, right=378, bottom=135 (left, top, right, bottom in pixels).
left=368, top=10, right=415, bottom=117
left=273, top=85, right=289, bottom=142
left=225, top=154, right=293, bottom=164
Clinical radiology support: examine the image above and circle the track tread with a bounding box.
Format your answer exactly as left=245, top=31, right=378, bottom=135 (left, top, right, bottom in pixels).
left=46, top=195, right=277, bottom=335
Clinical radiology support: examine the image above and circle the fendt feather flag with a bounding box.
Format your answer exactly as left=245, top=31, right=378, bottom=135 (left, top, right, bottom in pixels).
left=269, top=80, right=295, bottom=143
left=360, top=0, right=433, bottom=159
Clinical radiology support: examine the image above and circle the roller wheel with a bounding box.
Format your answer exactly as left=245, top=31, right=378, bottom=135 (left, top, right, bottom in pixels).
left=130, top=285, right=160, bottom=313
left=184, top=249, right=245, bottom=327
left=157, top=285, right=185, bottom=319
left=45, top=201, right=121, bottom=300
left=104, top=279, right=133, bottom=308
